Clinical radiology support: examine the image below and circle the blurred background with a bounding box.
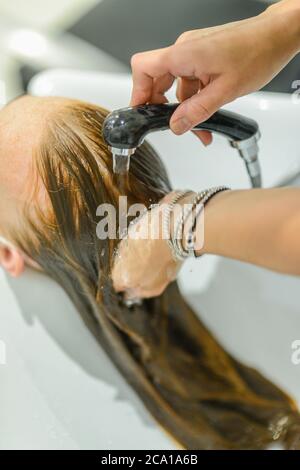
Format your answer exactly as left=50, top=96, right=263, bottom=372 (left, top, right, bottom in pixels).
left=0, top=0, right=298, bottom=105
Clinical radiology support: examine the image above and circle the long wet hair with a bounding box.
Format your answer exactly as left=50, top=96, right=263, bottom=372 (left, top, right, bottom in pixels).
left=13, top=99, right=300, bottom=449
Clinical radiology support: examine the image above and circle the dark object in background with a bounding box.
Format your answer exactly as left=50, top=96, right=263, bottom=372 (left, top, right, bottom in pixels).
left=69, top=0, right=300, bottom=93
left=20, top=65, right=40, bottom=92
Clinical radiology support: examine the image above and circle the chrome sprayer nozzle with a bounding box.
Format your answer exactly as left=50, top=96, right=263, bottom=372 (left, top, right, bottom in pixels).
left=230, top=131, right=261, bottom=188
left=109, top=147, right=136, bottom=174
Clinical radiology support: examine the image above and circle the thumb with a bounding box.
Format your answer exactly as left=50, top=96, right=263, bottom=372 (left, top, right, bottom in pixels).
left=170, top=79, right=228, bottom=135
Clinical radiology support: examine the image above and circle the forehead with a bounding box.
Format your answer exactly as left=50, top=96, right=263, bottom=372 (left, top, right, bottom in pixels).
left=0, top=95, right=86, bottom=210
left=0, top=96, right=52, bottom=202
left=0, top=98, right=34, bottom=187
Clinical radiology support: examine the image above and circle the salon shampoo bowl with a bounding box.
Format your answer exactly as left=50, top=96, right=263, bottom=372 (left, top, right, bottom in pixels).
left=0, top=69, right=299, bottom=449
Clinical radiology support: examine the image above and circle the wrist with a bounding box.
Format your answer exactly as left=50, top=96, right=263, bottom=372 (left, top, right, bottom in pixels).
left=195, top=190, right=232, bottom=257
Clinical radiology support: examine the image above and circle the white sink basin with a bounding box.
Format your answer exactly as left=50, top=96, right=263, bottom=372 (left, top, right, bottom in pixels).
left=0, top=69, right=299, bottom=450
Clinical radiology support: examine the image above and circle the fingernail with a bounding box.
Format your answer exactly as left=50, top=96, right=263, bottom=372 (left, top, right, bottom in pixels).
left=171, top=117, right=192, bottom=135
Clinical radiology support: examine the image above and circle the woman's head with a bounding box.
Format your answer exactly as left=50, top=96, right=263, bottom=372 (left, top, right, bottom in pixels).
left=0, top=95, right=171, bottom=284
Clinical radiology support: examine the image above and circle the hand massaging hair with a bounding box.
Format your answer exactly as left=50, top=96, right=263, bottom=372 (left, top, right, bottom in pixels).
left=14, top=99, right=300, bottom=449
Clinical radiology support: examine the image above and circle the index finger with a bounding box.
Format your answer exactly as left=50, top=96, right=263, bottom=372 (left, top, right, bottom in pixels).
left=130, top=47, right=172, bottom=106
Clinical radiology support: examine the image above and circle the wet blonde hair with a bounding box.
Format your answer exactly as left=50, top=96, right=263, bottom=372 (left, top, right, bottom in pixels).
left=12, top=98, right=300, bottom=450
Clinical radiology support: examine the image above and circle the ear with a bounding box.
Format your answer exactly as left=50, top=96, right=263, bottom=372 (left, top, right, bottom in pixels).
left=0, top=243, right=25, bottom=277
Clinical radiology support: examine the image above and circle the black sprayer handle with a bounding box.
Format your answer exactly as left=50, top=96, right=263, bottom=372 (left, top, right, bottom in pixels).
left=102, top=103, right=259, bottom=149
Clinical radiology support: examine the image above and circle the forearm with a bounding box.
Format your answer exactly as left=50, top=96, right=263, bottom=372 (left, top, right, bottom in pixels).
left=268, top=0, right=300, bottom=19
left=198, top=188, right=300, bottom=275
left=264, top=0, right=300, bottom=56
